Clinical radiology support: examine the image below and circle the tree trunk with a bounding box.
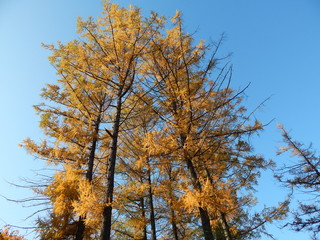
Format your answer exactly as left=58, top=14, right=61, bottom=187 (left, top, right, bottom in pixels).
left=185, top=158, right=214, bottom=240
left=219, top=212, right=232, bottom=240
left=140, top=196, right=147, bottom=240
left=75, top=217, right=85, bottom=240
left=147, top=167, right=157, bottom=240
left=204, top=166, right=233, bottom=240
left=167, top=167, right=179, bottom=240
left=76, top=112, right=102, bottom=240
left=170, top=206, right=179, bottom=240
left=180, top=135, right=214, bottom=240
left=100, top=97, right=122, bottom=240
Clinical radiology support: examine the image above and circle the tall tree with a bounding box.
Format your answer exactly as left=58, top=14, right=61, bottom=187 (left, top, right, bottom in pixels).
left=75, top=4, right=163, bottom=239
left=114, top=92, right=159, bottom=240
left=23, top=2, right=164, bottom=239
left=22, top=40, right=111, bottom=238
left=22, top=2, right=287, bottom=239
left=143, top=11, right=286, bottom=240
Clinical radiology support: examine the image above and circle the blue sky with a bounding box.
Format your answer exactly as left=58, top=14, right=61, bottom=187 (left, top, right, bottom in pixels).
left=1, top=0, right=319, bottom=239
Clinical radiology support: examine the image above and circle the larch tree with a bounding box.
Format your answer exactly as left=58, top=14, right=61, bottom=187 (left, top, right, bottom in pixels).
left=276, top=125, right=320, bottom=239
left=141, top=13, right=238, bottom=239
left=22, top=2, right=164, bottom=239
left=142, top=11, right=287, bottom=240
left=0, top=226, right=26, bottom=240
left=75, top=4, right=164, bottom=239
left=22, top=37, right=112, bottom=239
left=111, top=93, right=156, bottom=240
left=22, top=2, right=288, bottom=240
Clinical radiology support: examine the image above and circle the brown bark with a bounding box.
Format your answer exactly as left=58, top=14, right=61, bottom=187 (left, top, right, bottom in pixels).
left=204, top=166, right=233, bottom=240
left=140, top=196, right=148, bottom=240
left=180, top=135, right=214, bottom=240
left=167, top=167, right=179, bottom=240
left=100, top=97, right=122, bottom=240
left=170, top=205, right=179, bottom=240
left=219, top=212, right=233, bottom=240
left=147, top=167, right=157, bottom=240
left=75, top=105, right=103, bottom=240
left=75, top=217, right=85, bottom=240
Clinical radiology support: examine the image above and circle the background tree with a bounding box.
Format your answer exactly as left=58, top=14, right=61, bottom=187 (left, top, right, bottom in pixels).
left=277, top=124, right=320, bottom=239
left=0, top=226, right=26, bottom=240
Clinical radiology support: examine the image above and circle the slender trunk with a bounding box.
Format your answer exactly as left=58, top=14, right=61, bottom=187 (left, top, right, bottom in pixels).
left=170, top=205, right=179, bottom=240
left=219, top=212, right=232, bottom=240
left=76, top=112, right=102, bottom=240
left=198, top=207, right=214, bottom=240
left=185, top=157, right=214, bottom=240
left=100, top=97, right=122, bottom=240
left=75, top=216, right=85, bottom=240
left=140, top=196, right=147, bottom=240
left=180, top=135, right=214, bottom=240
left=147, top=167, right=157, bottom=240
left=204, top=167, right=233, bottom=240
left=167, top=168, right=179, bottom=240
left=86, top=121, right=101, bottom=182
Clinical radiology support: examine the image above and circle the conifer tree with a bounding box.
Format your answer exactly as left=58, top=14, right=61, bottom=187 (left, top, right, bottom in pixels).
left=75, top=4, right=163, bottom=239
left=114, top=93, right=158, bottom=240
left=22, top=40, right=111, bottom=238
left=0, top=226, right=26, bottom=240
left=23, top=2, right=163, bottom=239
left=22, top=2, right=288, bottom=239
left=143, top=11, right=286, bottom=240
left=277, top=125, right=320, bottom=238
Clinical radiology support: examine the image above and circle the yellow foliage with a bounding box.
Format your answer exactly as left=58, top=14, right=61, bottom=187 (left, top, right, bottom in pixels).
left=21, top=1, right=281, bottom=238
left=45, top=165, right=83, bottom=215
left=0, top=226, right=26, bottom=240
left=72, top=178, right=105, bottom=228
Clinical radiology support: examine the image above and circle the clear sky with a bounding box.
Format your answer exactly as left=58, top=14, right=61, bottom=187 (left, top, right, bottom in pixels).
left=1, top=0, right=319, bottom=239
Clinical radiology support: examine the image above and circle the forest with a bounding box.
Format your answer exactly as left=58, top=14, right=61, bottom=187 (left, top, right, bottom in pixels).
left=1, top=1, right=320, bottom=240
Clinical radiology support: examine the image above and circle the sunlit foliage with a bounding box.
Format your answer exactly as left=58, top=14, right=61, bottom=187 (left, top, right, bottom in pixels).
left=21, top=2, right=287, bottom=240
